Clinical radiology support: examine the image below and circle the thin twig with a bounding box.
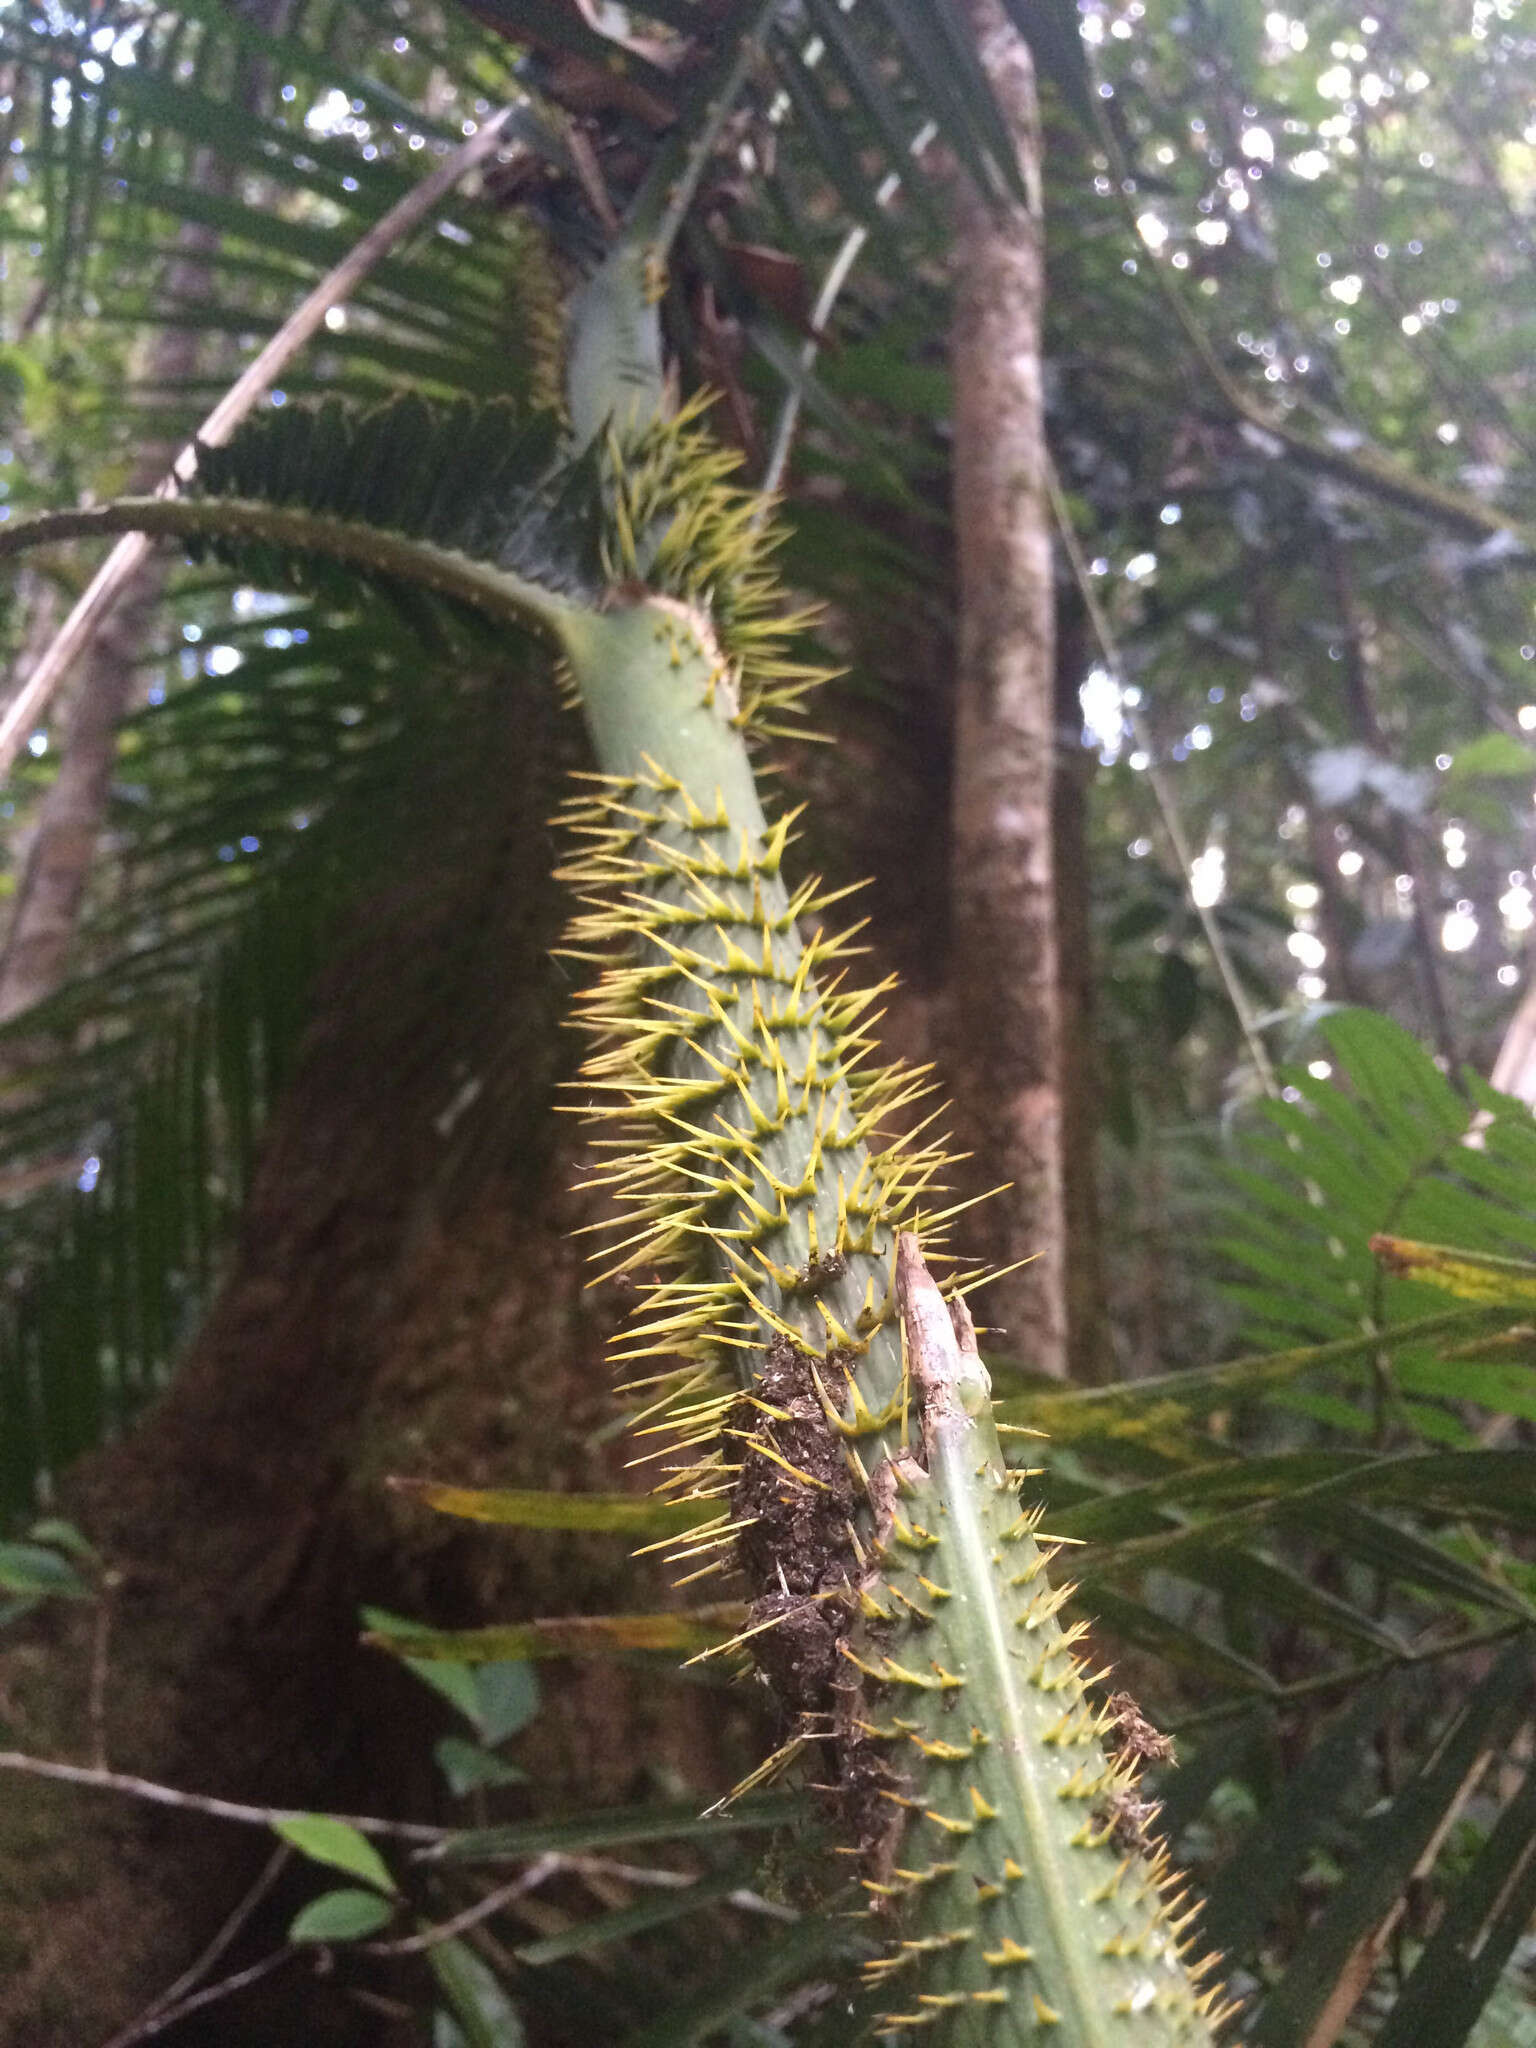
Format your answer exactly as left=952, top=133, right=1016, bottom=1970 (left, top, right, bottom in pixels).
left=0, top=106, right=520, bottom=782
left=364, top=1859, right=560, bottom=1956
left=541, top=1855, right=700, bottom=1889
left=101, top=1845, right=292, bottom=2048
left=1043, top=454, right=1278, bottom=1094
left=0, top=1750, right=451, bottom=1842
left=94, top=1947, right=298, bottom=2046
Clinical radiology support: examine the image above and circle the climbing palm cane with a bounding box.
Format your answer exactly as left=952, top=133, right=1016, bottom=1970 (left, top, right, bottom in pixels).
left=0, top=202, right=1227, bottom=2035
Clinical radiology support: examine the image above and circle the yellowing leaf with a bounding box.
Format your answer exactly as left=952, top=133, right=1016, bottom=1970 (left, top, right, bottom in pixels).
left=364, top=1605, right=745, bottom=1664
left=1371, top=1236, right=1536, bottom=1306
left=386, top=1480, right=714, bottom=1536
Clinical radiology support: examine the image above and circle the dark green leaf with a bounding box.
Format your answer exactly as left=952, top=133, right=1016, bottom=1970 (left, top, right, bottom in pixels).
left=288, top=1886, right=396, bottom=1943
left=434, top=1738, right=529, bottom=1798
left=1375, top=1758, right=1536, bottom=2047
left=1249, top=1641, right=1536, bottom=2045
left=429, top=1937, right=527, bottom=2048
left=472, top=1662, right=540, bottom=1747
left=0, top=1543, right=91, bottom=1600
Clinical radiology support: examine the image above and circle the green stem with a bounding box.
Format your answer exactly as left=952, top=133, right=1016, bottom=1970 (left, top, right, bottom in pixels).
left=566, top=0, right=784, bottom=450
left=558, top=601, right=918, bottom=1429
left=553, top=228, right=1222, bottom=2044
left=0, top=498, right=576, bottom=645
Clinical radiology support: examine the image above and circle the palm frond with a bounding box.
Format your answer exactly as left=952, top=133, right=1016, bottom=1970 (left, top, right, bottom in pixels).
left=189, top=394, right=604, bottom=598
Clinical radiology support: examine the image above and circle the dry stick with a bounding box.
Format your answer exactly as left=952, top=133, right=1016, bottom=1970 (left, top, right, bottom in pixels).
left=757, top=117, right=938, bottom=506
left=0, top=105, right=520, bottom=782
left=364, top=1859, right=561, bottom=1957
left=100, top=1844, right=293, bottom=2048
left=1043, top=453, right=1279, bottom=1096
left=0, top=1749, right=451, bottom=1842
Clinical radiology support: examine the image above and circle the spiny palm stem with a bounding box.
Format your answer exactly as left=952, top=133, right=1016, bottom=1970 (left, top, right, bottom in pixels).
left=555, top=571, right=1229, bottom=2042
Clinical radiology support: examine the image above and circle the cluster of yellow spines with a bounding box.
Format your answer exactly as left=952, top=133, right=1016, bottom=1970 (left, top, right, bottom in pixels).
left=555, top=758, right=970, bottom=1493
left=597, top=400, right=826, bottom=740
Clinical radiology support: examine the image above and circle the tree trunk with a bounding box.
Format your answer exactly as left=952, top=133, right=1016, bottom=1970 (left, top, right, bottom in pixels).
left=0, top=693, right=746, bottom=2045
left=946, top=0, right=1068, bottom=1375
left=0, top=562, right=164, bottom=1023
left=1052, top=605, right=1108, bottom=1384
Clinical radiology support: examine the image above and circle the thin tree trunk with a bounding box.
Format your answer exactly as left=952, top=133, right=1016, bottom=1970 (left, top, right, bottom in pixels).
left=0, top=557, right=164, bottom=1021
left=1052, top=606, right=1108, bottom=1383
left=0, top=237, right=208, bottom=1023
left=0, top=5, right=292, bottom=1024
left=1489, top=982, right=1536, bottom=1103
left=1329, top=546, right=1457, bottom=1068
left=947, top=0, right=1067, bottom=1375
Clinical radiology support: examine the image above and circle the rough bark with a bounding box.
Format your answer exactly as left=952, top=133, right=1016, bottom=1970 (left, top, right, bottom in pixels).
left=946, top=0, right=1068, bottom=1374
left=0, top=695, right=747, bottom=2045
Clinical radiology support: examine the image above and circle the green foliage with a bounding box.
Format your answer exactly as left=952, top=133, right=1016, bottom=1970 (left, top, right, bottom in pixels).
left=189, top=397, right=605, bottom=601
left=0, top=0, right=1532, bottom=2041
left=289, top=1886, right=396, bottom=1941
left=431, top=1938, right=529, bottom=2048
left=1220, top=1007, right=1536, bottom=1440
left=273, top=1812, right=398, bottom=1894
left=0, top=1536, right=91, bottom=1601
